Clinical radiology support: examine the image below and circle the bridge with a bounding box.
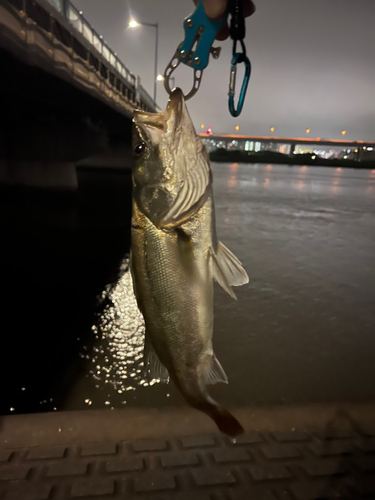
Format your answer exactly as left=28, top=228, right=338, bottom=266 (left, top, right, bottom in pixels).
left=0, top=0, right=158, bottom=189
left=200, top=134, right=375, bottom=163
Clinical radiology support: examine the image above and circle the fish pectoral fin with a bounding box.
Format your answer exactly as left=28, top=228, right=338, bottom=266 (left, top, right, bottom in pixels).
left=211, top=242, right=249, bottom=300
left=204, top=354, right=229, bottom=385
left=143, top=337, right=169, bottom=382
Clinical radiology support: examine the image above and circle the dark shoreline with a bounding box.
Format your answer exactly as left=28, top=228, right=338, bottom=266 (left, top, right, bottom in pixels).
left=209, top=149, right=375, bottom=169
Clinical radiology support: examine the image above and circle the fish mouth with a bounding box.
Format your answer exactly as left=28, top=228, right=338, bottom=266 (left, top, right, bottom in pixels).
left=133, top=88, right=185, bottom=138
left=165, top=87, right=184, bottom=121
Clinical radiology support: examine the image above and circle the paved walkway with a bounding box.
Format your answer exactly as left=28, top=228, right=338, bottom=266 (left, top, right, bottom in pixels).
left=1, top=406, right=375, bottom=500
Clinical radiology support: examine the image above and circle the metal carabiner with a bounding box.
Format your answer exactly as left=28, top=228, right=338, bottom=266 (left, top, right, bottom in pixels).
left=163, top=0, right=227, bottom=101
left=228, top=52, right=251, bottom=117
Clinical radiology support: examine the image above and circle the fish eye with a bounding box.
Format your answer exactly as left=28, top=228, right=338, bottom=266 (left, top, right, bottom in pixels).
left=134, top=143, right=145, bottom=156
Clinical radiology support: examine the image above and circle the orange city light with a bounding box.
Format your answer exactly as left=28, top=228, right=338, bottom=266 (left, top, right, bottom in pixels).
left=270, top=127, right=275, bottom=132
left=342, top=130, right=347, bottom=136
left=306, top=128, right=311, bottom=134
left=235, top=125, right=240, bottom=131
left=201, top=124, right=204, bottom=129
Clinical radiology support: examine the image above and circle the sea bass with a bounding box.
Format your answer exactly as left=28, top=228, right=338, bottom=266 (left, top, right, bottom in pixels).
left=130, top=88, right=249, bottom=436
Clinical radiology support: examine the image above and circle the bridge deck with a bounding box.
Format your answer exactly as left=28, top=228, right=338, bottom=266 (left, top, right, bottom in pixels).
left=0, top=0, right=158, bottom=118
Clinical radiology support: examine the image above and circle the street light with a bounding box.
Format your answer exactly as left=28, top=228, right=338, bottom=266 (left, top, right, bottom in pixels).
left=270, top=127, right=275, bottom=133
left=156, top=74, right=175, bottom=89
left=128, top=19, right=159, bottom=103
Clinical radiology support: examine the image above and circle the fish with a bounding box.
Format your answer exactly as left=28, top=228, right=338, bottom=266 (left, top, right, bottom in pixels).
left=130, top=88, right=249, bottom=436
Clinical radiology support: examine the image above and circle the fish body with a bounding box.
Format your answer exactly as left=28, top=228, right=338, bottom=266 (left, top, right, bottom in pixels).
left=131, top=89, right=248, bottom=436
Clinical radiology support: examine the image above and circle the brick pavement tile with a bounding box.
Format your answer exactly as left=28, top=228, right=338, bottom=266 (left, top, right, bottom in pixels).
left=106, top=457, right=144, bottom=472
left=352, top=476, right=375, bottom=495
left=71, top=479, right=115, bottom=497
left=0, top=465, right=30, bottom=481
left=309, top=442, right=355, bottom=456
left=315, top=428, right=354, bottom=439
left=191, top=468, right=236, bottom=486
left=231, top=432, right=263, bottom=445
left=358, top=425, right=375, bottom=437
left=161, top=452, right=199, bottom=468
left=230, top=490, right=279, bottom=500
left=0, top=451, right=12, bottom=463
left=134, top=472, right=176, bottom=492
left=47, top=461, right=87, bottom=477
left=361, top=438, right=375, bottom=452
left=353, top=456, right=375, bottom=472
left=249, top=464, right=292, bottom=481
left=132, top=439, right=167, bottom=452
left=173, top=494, right=212, bottom=500
left=81, top=443, right=117, bottom=456
left=272, top=431, right=309, bottom=442
left=27, top=446, right=67, bottom=460
left=5, top=484, right=51, bottom=500
left=290, top=482, right=340, bottom=500
left=300, top=460, right=346, bottom=476
left=180, top=435, right=216, bottom=448
left=261, top=444, right=300, bottom=460
left=213, top=448, right=251, bottom=463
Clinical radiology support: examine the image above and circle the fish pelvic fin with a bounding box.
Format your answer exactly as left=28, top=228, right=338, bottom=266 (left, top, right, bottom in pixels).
left=211, top=242, right=249, bottom=300
left=208, top=405, right=244, bottom=437
left=143, top=337, right=170, bottom=382
left=204, top=354, right=228, bottom=385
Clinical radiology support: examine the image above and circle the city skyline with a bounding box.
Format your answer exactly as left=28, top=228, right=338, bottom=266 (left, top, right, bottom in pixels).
left=73, top=0, right=375, bottom=141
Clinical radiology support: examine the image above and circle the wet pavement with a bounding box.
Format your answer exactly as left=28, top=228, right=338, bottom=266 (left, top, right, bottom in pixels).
left=1, top=405, right=375, bottom=500
left=1, top=163, right=375, bottom=416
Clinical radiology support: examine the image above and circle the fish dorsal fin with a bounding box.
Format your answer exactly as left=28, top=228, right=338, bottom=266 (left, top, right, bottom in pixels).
left=143, top=337, right=169, bottom=382
left=211, top=242, right=249, bottom=300
left=159, top=141, right=211, bottom=228
left=204, top=354, right=228, bottom=385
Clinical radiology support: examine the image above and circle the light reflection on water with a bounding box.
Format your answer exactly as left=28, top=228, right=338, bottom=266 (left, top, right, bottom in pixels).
left=86, top=257, right=163, bottom=403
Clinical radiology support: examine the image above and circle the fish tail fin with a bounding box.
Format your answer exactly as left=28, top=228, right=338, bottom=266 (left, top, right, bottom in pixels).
left=207, top=405, right=244, bottom=437
left=175, top=376, right=244, bottom=437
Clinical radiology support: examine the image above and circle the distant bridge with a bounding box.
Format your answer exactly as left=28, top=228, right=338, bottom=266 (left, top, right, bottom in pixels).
left=0, top=0, right=158, bottom=188
left=199, top=134, right=375, bottom=162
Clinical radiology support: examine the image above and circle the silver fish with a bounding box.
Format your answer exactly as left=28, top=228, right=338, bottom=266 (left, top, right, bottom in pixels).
left=130, top=88, right=249, bottom=436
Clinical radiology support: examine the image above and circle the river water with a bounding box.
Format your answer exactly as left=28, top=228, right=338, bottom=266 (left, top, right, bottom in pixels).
left=2, top=163, right=375, bottom=415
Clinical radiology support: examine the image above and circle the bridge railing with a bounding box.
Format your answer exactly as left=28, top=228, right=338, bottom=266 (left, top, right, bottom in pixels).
left=6, top=0, right=157, bottom=112
left=62, top=1, right=136, bottom=88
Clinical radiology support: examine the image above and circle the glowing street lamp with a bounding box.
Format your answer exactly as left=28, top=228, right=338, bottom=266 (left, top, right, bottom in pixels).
left=157, top=74, right=175, bottom=89
left=235, top=125, right=240, bottom=131
left=342, top=130, right=347, bottom=136
left=201, top=124, right=205, bottom=129
left=128, top=18, right=159, bottom=103
left=306, top=128, right=311, bottom=135
left=270, top=127, right=275, bottom=133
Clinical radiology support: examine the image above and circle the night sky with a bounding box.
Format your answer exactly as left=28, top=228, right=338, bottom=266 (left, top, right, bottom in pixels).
left=73, top=0, right=375, bottom=140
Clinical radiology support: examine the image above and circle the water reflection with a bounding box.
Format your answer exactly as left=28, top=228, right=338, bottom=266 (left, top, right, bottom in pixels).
left=228, top=163, right=239, bottom=189
left=87, top=258, right=163, bottom=402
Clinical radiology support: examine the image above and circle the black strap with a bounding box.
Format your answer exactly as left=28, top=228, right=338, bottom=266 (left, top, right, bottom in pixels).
left=229, top=0, right=246, bottom=57
left=229, top=0, right=245, bottom=40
